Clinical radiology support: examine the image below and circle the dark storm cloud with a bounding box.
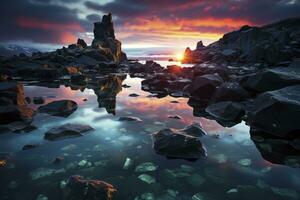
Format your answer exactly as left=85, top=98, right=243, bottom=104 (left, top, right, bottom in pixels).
left=85, top=0, right=300, bottom=25
left=0, top=0, right=299, bottom=46
left=0, top=0, right=91, bottom=44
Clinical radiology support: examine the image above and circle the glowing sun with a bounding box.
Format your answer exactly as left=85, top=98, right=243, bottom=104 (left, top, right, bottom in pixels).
left=175, top=52, right=184, bottom=61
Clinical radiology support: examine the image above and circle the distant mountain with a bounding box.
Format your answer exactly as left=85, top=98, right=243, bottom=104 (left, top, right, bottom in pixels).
left=0, top=44, right=39, bottom=57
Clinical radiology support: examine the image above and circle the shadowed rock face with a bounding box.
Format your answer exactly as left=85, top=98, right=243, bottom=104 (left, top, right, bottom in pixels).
left=0, top=82, right=35, bottom=124
left=92, top=13, right=127, bottom=62
left=250, top=129, right=300, bottom=168
left=248, top=85, right=300, bottom=138
left=183, top=18, right=300, bottom=65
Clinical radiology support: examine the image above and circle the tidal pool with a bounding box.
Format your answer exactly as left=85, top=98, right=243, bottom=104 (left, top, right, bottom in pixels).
left=0, top=75, right=300, bottom=200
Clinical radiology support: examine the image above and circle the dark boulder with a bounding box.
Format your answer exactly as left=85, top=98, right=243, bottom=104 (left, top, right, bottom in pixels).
left=248, top=85, right=300, bottom=137
left=62, top=175, right=117, bottom=200
left=33, top=97, right=45, bottom=105
left=0, top=82, right=35, bottom=124
left=118, top=116, right=142, bottom=122
left=168, top=79, right=192, bottom=92
left=205, top=101, right=245, bottom=127
left=152, top=124, right=206, bottom=160
left=188, top=74, right=223, bottom=100
left=44, top=123, right=93, bottom=141
left=71, top=74, right=88, bottom=85
left=77, top=38, right=87, bottom=48
left=38, top=100, right=78, bottom=117
left=242, top=67, right=300, bottom=92
left=213, top=82, right=249, bottom=102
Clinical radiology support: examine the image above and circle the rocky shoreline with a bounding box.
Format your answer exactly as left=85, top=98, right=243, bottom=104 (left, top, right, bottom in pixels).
left=0, top=14, right=300, bottom=198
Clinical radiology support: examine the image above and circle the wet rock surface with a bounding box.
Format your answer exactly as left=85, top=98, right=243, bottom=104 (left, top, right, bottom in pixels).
left=62, top=175, right=117, bottom=200
left=152, top=123, right=207, bottom=160
left=38, top=100, right=78, bottom=117
left=248, top=85, right=300, bottom=137
left=44, top=123, right=93, bottom=141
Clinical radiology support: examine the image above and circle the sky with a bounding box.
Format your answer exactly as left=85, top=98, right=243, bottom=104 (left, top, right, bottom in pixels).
left=0, top=0, right=299, bottom=56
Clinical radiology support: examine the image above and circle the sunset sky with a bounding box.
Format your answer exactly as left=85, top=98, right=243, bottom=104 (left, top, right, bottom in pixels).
left=1, top=0, right=299, bottom=56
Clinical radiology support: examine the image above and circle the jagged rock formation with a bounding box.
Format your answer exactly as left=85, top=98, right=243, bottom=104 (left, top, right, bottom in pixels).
left=183, top=18, right=300, bottom=66
left=92, top=13, right=127, bottom=62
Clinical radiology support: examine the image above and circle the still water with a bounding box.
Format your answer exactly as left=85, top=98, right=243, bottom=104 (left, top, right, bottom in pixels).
left=0, top=74, right=300, bottom=200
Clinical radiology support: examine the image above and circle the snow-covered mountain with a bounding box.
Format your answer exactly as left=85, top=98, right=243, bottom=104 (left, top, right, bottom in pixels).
left=0, top=44, right=39, bottom=57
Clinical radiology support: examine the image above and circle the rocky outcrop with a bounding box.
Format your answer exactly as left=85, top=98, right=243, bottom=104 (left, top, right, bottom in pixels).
left=183, top=18, right=300, bottom=65
left=62, top=175, right=116, bottom=200
left=38, top=100, right=78, bottom=117
left=44, top=123, right=93, bottom=141
left=92, top=13, right=127, bottom=62
left=248, top=85, right=300, bottom=138
left=0, top=82, right=35, bottom=124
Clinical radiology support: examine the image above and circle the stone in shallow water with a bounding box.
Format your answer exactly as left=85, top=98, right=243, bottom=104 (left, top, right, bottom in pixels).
left=212, top=153, right=228, bottom=163
left=138, top=174, right=156, bottom=184
left=129, top=93, right=140, bottom=97
left=135, top=192, right=155, bottom=200
left=152, top=126, right=206, bottom=160
left=238, top=158, right=252, bottom=166
left=123, top=157, right=134, bottom=170
left=118, top=116, right=142, bottom=122
left=186, top=173, right=205, bottom=187
left=36, top=194, right=48, bottom=200
left=168, top=115, right=182, bottom=120
left=135, top=162, right=158, bottom=172
left=30, top=167, right=65, bottom=180
left=62, top=175, right=117, bottom=200
left=44, top=123, right=93, bottom=141
left=38, top=100, right=78, bottom=117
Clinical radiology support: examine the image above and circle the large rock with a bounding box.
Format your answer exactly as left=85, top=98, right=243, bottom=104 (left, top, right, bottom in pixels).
left=71, top=74, right=88, bottom=85
left=0, top=82, right=35, bottom=124
left=188, top=74, right=223, bottom=100
left=44, top=123, right=93, bottom=141
left=152, top=123, right=207, bottom=160
left=242, top=67, right=300, bottom=92
left=38, top=100, right=78, bottom=117
left=206, top=101, right=245, bottom=127
left=249, top=85, right=300, bottom=137
left=62, top=175, right=117, bottom=200
left=92, top=13, right=126, bottom=62
left=213, top=82, right=249, bottom=102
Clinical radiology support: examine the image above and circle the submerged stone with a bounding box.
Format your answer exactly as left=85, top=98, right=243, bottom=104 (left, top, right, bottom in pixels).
left=135, top=192, right=155, bottom=200
left=135, top=162, right=158, bottom=172
left=186, top=173, right=205, bottom=187
left=36, top=194, right=48, bottom=200
left=152, top=126, right=207, bottom=160
left=138, top=174, right=156, bottom=184
left=44, top=123, right=93, bottom=141
left=38, top=100, right=78, bottom=117
left=238, top=158, right=252, bottom=166
left=118, top=116, right=142, bottom=122
left=62, top=175, right=117, bottom=200
left=123, top=157, right=134, bottom=170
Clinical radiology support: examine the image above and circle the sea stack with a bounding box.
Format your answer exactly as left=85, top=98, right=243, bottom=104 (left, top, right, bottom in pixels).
left=92, top=13, right=127, bottom=62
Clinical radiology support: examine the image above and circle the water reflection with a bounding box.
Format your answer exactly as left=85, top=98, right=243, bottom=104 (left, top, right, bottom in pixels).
left=0, top=75, right=300, bottom=200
